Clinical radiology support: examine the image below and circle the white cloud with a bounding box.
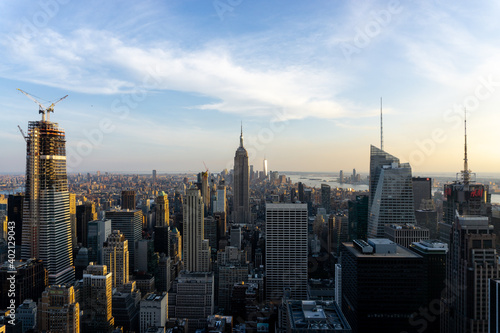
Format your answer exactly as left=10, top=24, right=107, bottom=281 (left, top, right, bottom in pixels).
left=0, top=27, right=358, bottom=121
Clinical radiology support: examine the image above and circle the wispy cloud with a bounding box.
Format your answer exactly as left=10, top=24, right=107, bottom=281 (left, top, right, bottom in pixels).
left=0, top=27, right=360, bottom=121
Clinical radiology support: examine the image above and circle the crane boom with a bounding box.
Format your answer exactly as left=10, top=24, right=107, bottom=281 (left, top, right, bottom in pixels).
left=17, top=89, right=68, bottom=121
left=17, top=125, right=27, bottom=142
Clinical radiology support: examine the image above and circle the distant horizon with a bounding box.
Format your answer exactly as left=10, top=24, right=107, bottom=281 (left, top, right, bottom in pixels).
left=2, top=170, right=500, bottom=179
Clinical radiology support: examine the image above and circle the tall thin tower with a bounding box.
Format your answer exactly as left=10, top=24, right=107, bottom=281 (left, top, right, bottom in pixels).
left=21, top=94, right=75, bottom=285
left=380, top=97, right=383, bottom=151
left=183, top=187, right=210, bottom=272
left=233, top=124, right=250, bottom=224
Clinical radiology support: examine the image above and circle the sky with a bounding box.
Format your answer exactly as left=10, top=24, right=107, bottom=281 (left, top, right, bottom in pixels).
left=1, top=1, right=500, bottom=174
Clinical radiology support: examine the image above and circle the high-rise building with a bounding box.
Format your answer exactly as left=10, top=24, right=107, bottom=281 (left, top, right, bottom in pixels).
left=441, top=215, right=499, bottom=333
left=230, top=225, right=242, bottom=250
left=218, top=263, right=248, bottom=312
left=199, top=171, right=210, bottom=214
left=38, top=285, right=80, bottom=333
left=21, top=117, right=75, bottom=285
left=339, top=170, right=344, bottom=183
left=321, top=184, right=331, bottom=213
left=154, top=224, right=170, bottom=256
left=204, top=216, right=217, bottom=250
left=17, top=299, right=37, bottom=333
left=121, top=190, right=136, bottom=210
left=0, top=259, right=47, bottom=309
left=341, top=239, right=426, bottom=333
left=439, top=117, right=491, bottom=244
left=213, top=183, right=226, bottom=214
left=233, top=127, right=250, bottom=224
left=489, top=279, right=500, bottom=333
left=263, top=158, right=268, bottom=178
left=76, top=201, right=98, bottom=247
left=103, top=230, right=130, bottom=289
left=409, top=240, right=447, bottom=333
left=169, top=227, right=182, bottom=263
left=112, top=290, right=140, bottom=333
left=412, top=177, right=432, bottom=210
left=140, top=293, right=167, bottom=333
left=105, top=209, right=142, bottom=273
left=367, top=145, right=416, bottom=238
left=87, top=219, right=112, bottom=264
left=156, top=253, right=173, bottom=293
left=69, top=193, right=77, bottom=250
left=81, top=263, right=114, bottom=333
left=7, top=194, right=23, bottom=254
left=169, top=271, right=214, bottom=331
left=347, top=195, right=369, bottom=241
left=384, top=223, right=429, bottom=248
left=75, top=247, right=90, bottom=279
left=298, top=182, right=304, bottom=202
left=183, top=187, right=210, bottom=272
left=155, top=191, right=169, bottom=227
left=152, top=169, right=157, bottom=195
left=266, top=203, right=308, bottom=301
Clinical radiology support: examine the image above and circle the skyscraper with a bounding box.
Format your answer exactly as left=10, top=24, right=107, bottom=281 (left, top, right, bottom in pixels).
left=103, top=230, right=130, bottom=289
left=233, top=126, right=250, bottom=224
left=341, top=239, right=426, bottom=333
left=321, top=184, right=331, bottom=213
left=438, top=116, right=491, bottom=243
left=183, top=187, right=210, bottom=272
left=155, top=191, right=169, bottom=227
left=76, top=201, right=97, bottom=247
left=39, top=285, right=80, bottom=333
left=169, top=271, right=214, bottom=331
left=263, top=157, right=268, bottom=178
left=21, top=116, right=75, bottom=285
left=81, top=263, right=114, bottom=333
left=121, top=190, right=136, bottom=210
left=441, top=215, right=499, bottom=332
left=265, top=203, right=308, bottom=301
left=105, top=209, right=142, bottom=273
left=367, top=145, right=416, bottom=238
left=87, top=219, right=111, bottom=264
left=7, top=194, right=23, bottom=255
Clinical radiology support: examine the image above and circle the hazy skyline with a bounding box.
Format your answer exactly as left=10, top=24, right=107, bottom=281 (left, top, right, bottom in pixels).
left=1, top=1, right=500, bottom=174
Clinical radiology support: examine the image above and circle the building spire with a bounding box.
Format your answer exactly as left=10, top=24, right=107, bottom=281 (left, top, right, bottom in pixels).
left=240, top=121, right=244, bottom=147
left=462, top=109, right=470, bottom=184
left=380, top=97, right=383, bottom=151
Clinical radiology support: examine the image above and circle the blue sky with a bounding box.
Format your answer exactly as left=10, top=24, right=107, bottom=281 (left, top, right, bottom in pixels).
left=1, top=1, right=500, bottom=174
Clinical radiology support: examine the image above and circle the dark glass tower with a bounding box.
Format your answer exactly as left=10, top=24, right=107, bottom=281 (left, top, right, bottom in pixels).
left=368, top=145, right=416, bottom=238
left=233, top=126, right=250, bottom=224
left=21, top=118, right=75, bottom=285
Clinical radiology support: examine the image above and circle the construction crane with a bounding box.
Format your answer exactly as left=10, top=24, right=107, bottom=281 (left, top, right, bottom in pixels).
left=17, top=125, right=27, bottom=142
left=17, top=88, right=68, bottom=122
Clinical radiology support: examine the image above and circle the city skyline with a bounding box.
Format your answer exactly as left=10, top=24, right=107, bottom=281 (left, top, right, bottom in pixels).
left=1, top=1, right=500, bottom=174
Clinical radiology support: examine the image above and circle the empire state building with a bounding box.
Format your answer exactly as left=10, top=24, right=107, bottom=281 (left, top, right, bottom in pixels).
left=21, top=106, right=75, bottom=285
left=233, top=127, right=250, bottom=224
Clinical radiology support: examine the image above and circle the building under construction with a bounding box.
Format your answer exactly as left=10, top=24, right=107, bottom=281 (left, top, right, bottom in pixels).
left=20, top=90, right=74, bottom=285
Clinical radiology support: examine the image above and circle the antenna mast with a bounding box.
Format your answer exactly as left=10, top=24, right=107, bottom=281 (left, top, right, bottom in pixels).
left=462, top=109, right=470, bottom=184
left=380, top=97, right=383, bottom=151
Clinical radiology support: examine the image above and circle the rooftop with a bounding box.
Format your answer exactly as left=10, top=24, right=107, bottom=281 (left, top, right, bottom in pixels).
left=286, top=300, right=351, bottom=332
left=344, top=241, right=422, bottom=259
